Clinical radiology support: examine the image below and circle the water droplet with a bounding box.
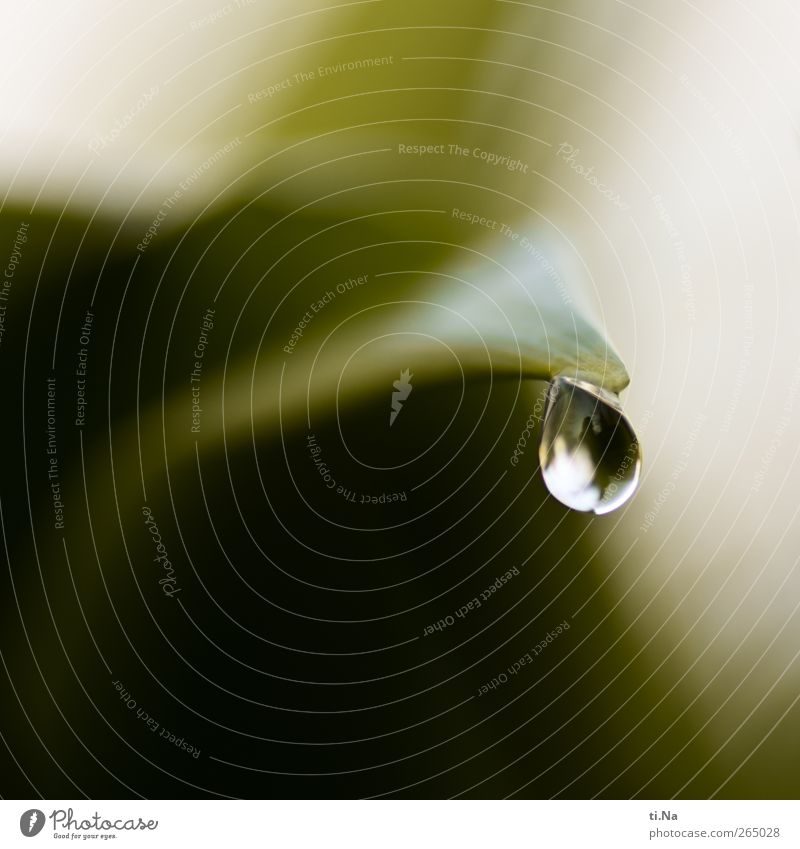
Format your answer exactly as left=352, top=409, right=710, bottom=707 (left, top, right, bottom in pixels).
left=539, top=376, right=641, bottom=515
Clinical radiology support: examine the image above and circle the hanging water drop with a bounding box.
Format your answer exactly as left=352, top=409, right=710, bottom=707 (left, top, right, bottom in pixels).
left=539, top=376, right=642, bottom=514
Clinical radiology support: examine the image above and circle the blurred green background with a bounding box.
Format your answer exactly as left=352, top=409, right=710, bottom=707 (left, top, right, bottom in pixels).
left=1, top=0, right=799, bottom=799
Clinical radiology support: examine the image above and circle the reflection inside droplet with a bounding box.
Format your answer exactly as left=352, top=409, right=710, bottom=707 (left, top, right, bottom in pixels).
left=539, top=376, right=642, bottom=514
